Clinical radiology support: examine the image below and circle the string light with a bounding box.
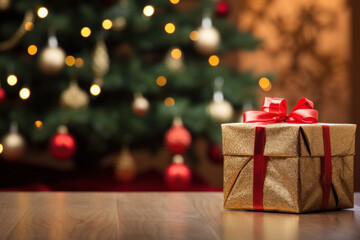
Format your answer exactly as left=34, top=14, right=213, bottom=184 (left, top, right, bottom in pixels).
left=170, top=0, right=180, bottom=4
left=90, top=84, right=101, bottom=96
left=164, top=23, right=175, bottom=34
left=259, top=77, right=271, bottom=91
left=7, top=74, right=17, bottom=86
left=102, top=19, right=113, bottom=30
left=65, top=56, right=76, bottom=66
left=24, top=22, right=34, bottom=31
left=189, top=31, right=199, bottom=41
left=37, top=7, right=48, bottom=18
left=75, top=58, right=84, bottom=68
left=81, top=27, right=91, bottom=38
left=19, top=88, right=30, bottom=100
left=0, top=144, right=3, bottom=154
left=156, top=76, right=167, bottom=87
left=35, top=120, right=43, bottom=129
left=208, top=55, right=219, bottom=66
left=143, top=5, right=155, bottom=17
left=170, top=48, right=182, bottom=59
left=164, top=97, right=175, bottom=106
left=27, top=45, right=38, bottom=55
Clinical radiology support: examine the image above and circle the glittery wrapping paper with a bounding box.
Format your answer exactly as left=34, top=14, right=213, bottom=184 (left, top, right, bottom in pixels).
left=222, top=123, right=356, bottom=213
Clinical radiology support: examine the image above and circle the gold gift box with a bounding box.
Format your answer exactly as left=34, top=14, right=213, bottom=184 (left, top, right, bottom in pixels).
left=222, top=123, right=356, bottom=213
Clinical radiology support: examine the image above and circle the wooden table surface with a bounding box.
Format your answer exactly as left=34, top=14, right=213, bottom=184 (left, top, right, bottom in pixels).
left=0, top=192, right=359, bottom=240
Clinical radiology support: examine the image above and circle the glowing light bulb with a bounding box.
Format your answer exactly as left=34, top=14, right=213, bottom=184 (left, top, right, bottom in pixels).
left=37, top=7, right=48, bottom=18
left=170, top=48, right=182, bottom=59
left=143, top=5, right=155, bottom=17
left=208, top=55, right=220, bottom=66
left=0, top=144, right=3, bottom=154
left=7, top=74, right=17, bottom=86
left=81, top=27, right=91, bottom=38
left=102, top=19, right=113, bottom=30
left=156, top=76, right=167, bottom=87
left=164, top=97, right=175, bottom=106
left=90, top=84, right=101, bottom=96
left=164, top=23, right=175, bottom=34
left=65, top=56, right=76, bottom=66
left=27, top=45, right=38, bottom=55
left=19, top=88, right=30, bottom=100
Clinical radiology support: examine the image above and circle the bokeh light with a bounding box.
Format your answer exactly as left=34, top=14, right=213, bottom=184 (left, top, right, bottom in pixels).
left=27, top=45, right=38, bottom=55
left=75, top=58, right=84, bottom=68
left=81, top=27, right=91, bottom=38
left=143, top=5, right=155, bottom=17
left=37, top=7, right=48, bottom=18
left=164, top=23, right=175, bottom=34
left=189, top=31, right=198, bottom=41
left=156, top=76, right=167, bottom=87
left=19, top=88, right=30, bottom=100
left=164, top=97, right=175, bottom=106
left=170, top=48, right=182, bottom=59
left=35, top=120, right=43, bottom=129
left=170, top=0, right=180, bottom=4
left=208, top=55, right=220, bottom=66
left=90, top=84, right=101, bottom=96
left=7, top=74, right=17, bottom=86
left=0, top=144, right=3, bottom=154
left=25, top=22, right=34, bottom=31
left=65, top=56, right=76, bottom=66
left=259, top=77, right=272, bottom=91
left=102, top=19, right=113, bottom=30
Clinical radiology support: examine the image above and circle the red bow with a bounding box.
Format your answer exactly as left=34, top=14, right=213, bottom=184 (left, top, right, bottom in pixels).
left=243, top=97, right=318, bottom=124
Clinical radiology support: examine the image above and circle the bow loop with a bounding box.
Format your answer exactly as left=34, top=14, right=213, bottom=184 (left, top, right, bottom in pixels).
left=243, top=97, right=318, bottom=124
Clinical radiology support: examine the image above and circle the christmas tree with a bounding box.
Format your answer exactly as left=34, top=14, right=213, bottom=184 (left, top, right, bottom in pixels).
left=0, top=0, right=262, bottom=172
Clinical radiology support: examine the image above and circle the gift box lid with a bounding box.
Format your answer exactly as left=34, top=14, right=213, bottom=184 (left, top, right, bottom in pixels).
left=221, top=123, right=356, bottom=157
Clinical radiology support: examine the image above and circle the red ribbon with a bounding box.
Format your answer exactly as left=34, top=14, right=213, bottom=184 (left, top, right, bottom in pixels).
left=247, top=98, right=331, bottom=211
left=243, top=97, right=318, bottom=124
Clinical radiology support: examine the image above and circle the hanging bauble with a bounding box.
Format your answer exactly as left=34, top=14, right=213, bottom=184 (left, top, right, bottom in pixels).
left=208, top=143, right=223, bottom=164
left=164, top=118, right=192, bottom=154
left=115, top=146, right=137, bottom=183
left=60, top=78, right=89, bottom=110
left=132, top=92, right=149, bottom=116
left=112, top=17, right=127, bottom=31
left=216, top=0, right=230, bottom=17
left=1, top=123, right=26, bottom=161
left=164, top=47, right=185, bottom=73
left=0, top=0, right=10, bottom=11
left=49, top=125, right=77, bottom=161
left=92, top=40, right=110, bottom=83
left=194, top=17, right=221, bottom=55
left=38, top=35, right=66, bottom=74
left=164, top=155, right=192, bottom=190
left=207, top=100, right=233, bottom=122
left=0, top=87, right=6, bottom=104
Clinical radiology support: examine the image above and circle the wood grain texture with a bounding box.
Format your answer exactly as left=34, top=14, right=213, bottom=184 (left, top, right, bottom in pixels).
left=0, top=192, right=359, bottom=240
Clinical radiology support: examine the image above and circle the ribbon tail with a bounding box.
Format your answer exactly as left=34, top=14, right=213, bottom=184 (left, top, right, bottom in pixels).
left=321, top=125, right=332, bottom=210
left=253, top=125, right=268, bottom=211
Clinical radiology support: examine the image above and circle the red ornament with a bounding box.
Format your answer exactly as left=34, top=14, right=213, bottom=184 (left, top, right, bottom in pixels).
left=0, top=87, right=6, bottom=104
left=49, top=126, right=76, bottom=161
left=164, top=120, right=192, bottom=154
left=165, top=155, right=192, bottom=190
left=216, top=0, right=229, bottom=17
left=208, top=143, right=223, bottom=164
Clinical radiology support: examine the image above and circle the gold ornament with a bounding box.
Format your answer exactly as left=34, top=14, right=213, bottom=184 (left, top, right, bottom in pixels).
left=0, top=10, right=34, bottom=51
left=38, top=35, right=66, bottom=74
left=0, top=0, right=10, bottom=11
left=1, top=124, right=26, bottom=161
left=194, top=17, right=220, bottom=55
left=164, top=47, right=185, bottom=72
left=115, top=146, right=137, bottom=183
left=132, top=92, right=149, bottom=116
left=60, top=78, right=89, bottom=110
left=92, top=40, right=110, bottom=83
